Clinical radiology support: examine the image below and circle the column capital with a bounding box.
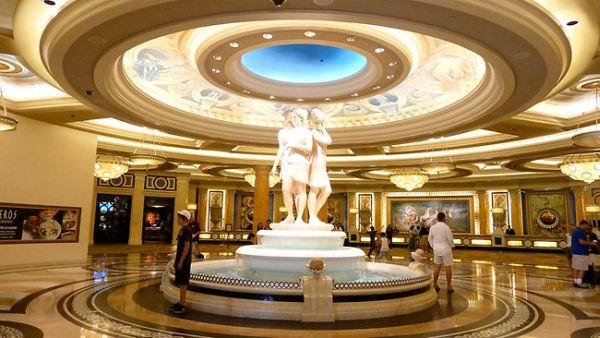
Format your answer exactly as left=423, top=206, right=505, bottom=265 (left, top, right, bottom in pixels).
left=253, top=166, right=272, bottom=174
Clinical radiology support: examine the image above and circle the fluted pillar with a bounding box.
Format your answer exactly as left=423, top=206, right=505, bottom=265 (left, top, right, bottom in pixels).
left=128, top=172, right=147, bottom=245
left=477, top=190, right=489, bottom=234
left=573, top=186, right=586, bottom=223
left=253, top=166, right=270, bottom=235
left=508, top=189, right=523, bottom=235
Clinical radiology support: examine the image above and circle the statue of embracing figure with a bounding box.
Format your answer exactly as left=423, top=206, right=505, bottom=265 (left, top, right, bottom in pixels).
left=271, top=106, right=332, bottom=227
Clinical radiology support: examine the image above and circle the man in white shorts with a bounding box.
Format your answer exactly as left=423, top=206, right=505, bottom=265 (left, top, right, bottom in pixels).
left=428, top=212, right=455, bottom=293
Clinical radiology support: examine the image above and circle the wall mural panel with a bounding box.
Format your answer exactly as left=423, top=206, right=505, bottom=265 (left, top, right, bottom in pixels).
left=525, top=191, right=567, bottom=237
left=326, top=193, right=347, bottom=230
left=207, top=190, right=225, bottom=231
left=235, top=192, right=254, bottom=231
left=388, top=197, right=473, bottom=233
left=358, top=194, right=373, bottom=231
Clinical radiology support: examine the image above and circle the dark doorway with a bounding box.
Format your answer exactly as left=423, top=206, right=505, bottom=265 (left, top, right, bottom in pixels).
left=143, top=196, right=175, bottom=243
left=94, top=194, right=132, bottom=244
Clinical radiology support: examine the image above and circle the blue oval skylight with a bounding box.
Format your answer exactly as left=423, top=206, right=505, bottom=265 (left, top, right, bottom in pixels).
left=241, top=44, right=368, bottom=84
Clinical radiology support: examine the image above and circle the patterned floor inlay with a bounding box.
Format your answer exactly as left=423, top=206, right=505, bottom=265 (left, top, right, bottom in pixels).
left=0, top=321, right=43, bottom=338
left=0, top=246, right=598, bottom=337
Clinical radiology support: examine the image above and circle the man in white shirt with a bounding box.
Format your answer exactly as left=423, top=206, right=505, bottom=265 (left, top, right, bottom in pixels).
left=428, top=212, right=455, bottom=293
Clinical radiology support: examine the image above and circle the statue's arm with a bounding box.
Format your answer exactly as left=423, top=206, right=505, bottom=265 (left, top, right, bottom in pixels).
left=312, top=128, right=332, bottom=146
left=272, top=130, right=284, bottom=173
left=287, top=131, right=313, bottom=155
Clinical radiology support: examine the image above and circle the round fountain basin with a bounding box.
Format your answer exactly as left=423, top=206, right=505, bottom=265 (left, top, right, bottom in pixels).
left=161, top=259, right=437, bottom=321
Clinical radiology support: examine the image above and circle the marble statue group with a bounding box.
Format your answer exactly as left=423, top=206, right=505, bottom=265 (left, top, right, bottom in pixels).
left=271, top=107, right=332, bottom=227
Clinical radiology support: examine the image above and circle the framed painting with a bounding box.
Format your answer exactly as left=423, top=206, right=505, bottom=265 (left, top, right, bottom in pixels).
left=387, top=197, right=473, bottom=233
left=525, top=190, right=568, bottom=237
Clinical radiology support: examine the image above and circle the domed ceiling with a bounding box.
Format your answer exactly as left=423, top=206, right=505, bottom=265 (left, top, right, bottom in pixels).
left=120, top=21, right=486, bottom=134
left=0, top=0, right=600, bottom=186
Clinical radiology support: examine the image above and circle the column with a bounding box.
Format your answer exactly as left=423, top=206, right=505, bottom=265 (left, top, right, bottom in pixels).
left=173, top=175, right=191, bottom=244
left=477, top=190, right=488, bottom=235
left=573, top=186, right=586, bottom=223
left=374, top=192, right=383, bottom=229
left=508, top=189, right=523, bottom=235
left=348, top=192, right=357, bottom=232
left=253, top=166, right=270, bottom=234
left=197, top=187, right=207, bottom=231
left=128, top=172, right=147, bottom=245
left=225, top=190, right=235, bottom=227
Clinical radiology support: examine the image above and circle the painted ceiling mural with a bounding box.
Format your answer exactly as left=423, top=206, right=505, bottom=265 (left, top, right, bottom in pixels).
left=122, top=23, right=486, bottom=128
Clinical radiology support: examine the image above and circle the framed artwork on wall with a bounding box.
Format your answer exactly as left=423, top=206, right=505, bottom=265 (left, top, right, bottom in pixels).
left=387, top=196, right=473, bottom=233
left=0, top=202, right=81, bottom=243
left=525, top=190, right=568, bottom=237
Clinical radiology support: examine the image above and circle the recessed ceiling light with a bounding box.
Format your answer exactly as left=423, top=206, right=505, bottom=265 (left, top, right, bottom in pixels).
left=225, top=81, right=231, bottom=85
left=297, top=98, right=304, bottom=102
left=372, top=85, right=381, bottom=90
left=351, top=93, right=359, bottom=97
left=211, top=68, right=221, bottom=74
left=388, top=61, right=397, bottom=67
left=269, top=95, right=276, bottom=99
left=324, top=98, right=331, bottom=101
left=345, top=35, right=357, bottom=42
left=566, top=20, right=578, bottom=26
left=229, top=42, right=240, bottom=48
left=375, top=47, right=385, bottom=54
left=243, top=89, right=251, bottom=94
left=262, top=33, right=273, bottom=40
left=212, top=55, right=223, bottom=61
left=386, top=74, right=395, bottom=80
left=304, top=31, right=317, bottom=38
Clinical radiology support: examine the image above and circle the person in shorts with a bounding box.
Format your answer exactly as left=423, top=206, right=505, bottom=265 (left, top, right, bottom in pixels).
left=170, top=210, right=193, bottom=314
left=428, top=212, right=455, bottom=293
left=571, top=220, right=597, bottom=288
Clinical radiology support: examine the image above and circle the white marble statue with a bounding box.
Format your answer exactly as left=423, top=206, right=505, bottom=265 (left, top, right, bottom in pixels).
left=307, top=108, right=332, bottom=226
left=272, top=107, right=313, bottom=224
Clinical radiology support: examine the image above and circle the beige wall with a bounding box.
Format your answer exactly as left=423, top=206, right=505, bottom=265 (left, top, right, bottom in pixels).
left=0, top=116, right=97, bottom=267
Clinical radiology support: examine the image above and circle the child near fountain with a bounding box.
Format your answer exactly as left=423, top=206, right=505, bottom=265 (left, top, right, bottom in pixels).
left=376, top=232, right=390, bottom=261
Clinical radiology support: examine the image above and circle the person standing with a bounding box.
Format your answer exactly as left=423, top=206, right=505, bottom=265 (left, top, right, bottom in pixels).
left=376, top=232, right=390, bottom=261
left=572, top=220, right=596, bottom=288
left=407, top=225, right=418, bottom=252
left=419, top=224, right=430, bottom=252
left=367, top=226, right=377, bottom=257
left=385, top=224, right=396, bottom=248
left=428, top=212, right=455, bottom=293
left=170, top=210, right=193, bottom=314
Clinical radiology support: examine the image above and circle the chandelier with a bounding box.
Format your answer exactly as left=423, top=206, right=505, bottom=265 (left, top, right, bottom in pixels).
left=94, top=155, right=129, bottom=181
left=559, top=154, right=600, bottom=184
left=421, top=161, right=456, bottom=175
left=420, top=137, right=454, bottom=174
left=572, top=82, right=600, bottom=148
left=244, top=169, right=281, bottom=188
left=129, top=153, right=167, bottom=166
left=129, top=132, right=167, bottom=166
left=389, top=169, right=429, bottom=191
left=0, top=86, right=17, bottom=132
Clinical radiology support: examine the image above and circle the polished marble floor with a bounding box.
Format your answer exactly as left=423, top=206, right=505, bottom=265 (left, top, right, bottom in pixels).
left=1, top=244, right=599, bottom=338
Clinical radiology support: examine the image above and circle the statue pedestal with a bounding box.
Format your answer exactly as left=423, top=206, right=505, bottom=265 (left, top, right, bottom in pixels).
left=302, top=272, right=334, bottom=322
left=270, top=223, right=333, bottom=231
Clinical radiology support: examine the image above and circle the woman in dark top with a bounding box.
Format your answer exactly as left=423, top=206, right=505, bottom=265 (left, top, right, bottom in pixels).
left=170, top=210, right=193, bottom=314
